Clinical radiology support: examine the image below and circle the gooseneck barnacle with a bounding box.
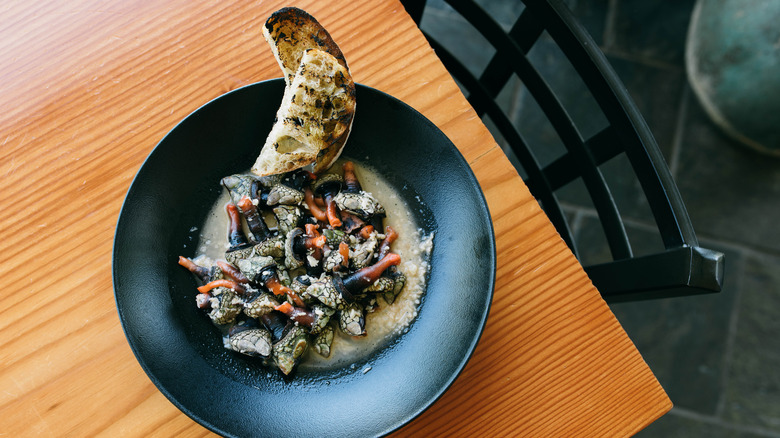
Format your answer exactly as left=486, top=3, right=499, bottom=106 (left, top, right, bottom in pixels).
left=228, top=323, right=273, bottom=358
left=342, top=161, right=362, bottom=193
left=178, top=256, right=217, bottom=283
left=179, top=163, right=415, bottom=376
left=312, top=173, right=343, bottom=228
left=333, top=161, right=385, bottom=224
left=336, top=252, right=401, bottom=297
left=224, top=203, right=255, bottom=265
left=237, top=195, right=271, bottom=242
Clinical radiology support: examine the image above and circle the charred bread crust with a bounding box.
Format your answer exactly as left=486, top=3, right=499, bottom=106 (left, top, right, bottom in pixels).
left=251, top=49, right=356, bottom=177
left=313, top=66, right=356, bottom=173
left=263, top=7, right=348, bottom=85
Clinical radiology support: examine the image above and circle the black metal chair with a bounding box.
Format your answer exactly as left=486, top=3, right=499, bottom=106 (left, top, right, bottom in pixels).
left=401, top=0, right=724, bottom=302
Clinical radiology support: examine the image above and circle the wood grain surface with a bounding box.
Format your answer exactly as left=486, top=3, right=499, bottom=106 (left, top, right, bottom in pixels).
left=0, top=0, right=671, bottom=436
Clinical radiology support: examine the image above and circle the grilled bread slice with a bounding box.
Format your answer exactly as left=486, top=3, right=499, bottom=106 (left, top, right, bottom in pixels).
left=263, top=7, right=348, bottom=86
left=251, top=48, right=356, bottom=176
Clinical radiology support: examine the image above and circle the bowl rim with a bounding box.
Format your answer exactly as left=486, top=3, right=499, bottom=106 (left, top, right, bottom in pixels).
left=112, top=78, right=496, bottom=437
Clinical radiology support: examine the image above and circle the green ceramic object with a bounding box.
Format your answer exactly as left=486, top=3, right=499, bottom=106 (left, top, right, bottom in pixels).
left=686, top=0, right=780, bottom=155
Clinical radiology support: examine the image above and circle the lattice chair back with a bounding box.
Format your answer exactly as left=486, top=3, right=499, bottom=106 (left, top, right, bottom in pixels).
left=401, top=0, right=724, bottom=302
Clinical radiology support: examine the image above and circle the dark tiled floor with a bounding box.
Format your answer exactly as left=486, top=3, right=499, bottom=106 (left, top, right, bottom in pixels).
left=419, top=0, right=780, bottom=436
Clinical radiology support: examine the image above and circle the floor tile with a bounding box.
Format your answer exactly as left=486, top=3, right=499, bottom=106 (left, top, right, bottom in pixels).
left=419, top=6, right=497, bottom=78
left=560, top=55, right=687, bottom=225
left=607, top=235, right=740, bottom=415
left=637, top=411, right=768, bottom=438
left=607, top=0, right=697, bottom=66
left=722, top=251, right=780, bottom=432
left=565, top=0, right=609, bottom=45
left=607, top=56, right=685, bottom=161
left=675, top=93, right=780, bottom=253
left=571, top=213, right=666, bottom=266
left=585, top=56, right=685, bottom=219
left=474, top=0, right=525, bottom=29
left=426, top=0, right=525, bottom=29
left=513, top=35, right=610, bottom=167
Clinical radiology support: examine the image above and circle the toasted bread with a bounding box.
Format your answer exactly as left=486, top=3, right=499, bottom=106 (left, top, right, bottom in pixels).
left=251, top=49, right=356, bottom=177
left=263, top=7, right=348, bottom=86
left=252, top=7, right=356, bottom=176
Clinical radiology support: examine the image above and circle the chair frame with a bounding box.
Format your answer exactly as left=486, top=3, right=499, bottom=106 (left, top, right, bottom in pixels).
left=402, top=0, right=724, bottom=302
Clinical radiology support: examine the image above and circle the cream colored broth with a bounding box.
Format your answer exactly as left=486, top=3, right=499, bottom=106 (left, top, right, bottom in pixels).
left=193, top=160, right=432, bottom=371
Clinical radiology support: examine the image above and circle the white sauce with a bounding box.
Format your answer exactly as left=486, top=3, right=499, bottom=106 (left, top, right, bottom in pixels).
left=193, top=160, right=433, bottom=371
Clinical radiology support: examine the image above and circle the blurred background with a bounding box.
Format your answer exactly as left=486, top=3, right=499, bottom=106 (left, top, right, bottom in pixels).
left=417, top=0, right=780, bottom=436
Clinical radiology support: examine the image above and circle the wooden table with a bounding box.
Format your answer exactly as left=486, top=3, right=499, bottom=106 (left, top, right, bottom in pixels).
left=0, top=0, right=671, bottom=436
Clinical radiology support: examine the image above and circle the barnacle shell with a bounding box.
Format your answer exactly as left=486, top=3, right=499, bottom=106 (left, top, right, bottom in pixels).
left=221, top=174, right=257, bottom=205
left=312, top=173, right=343, bottom=194
left=290, top=275, right=312, bottom=294
left=383, top=272, right=406, bottom=305
left=350, top=234, right=379, bottom=270
left=284, top=228, right=305, bottom=270
left=266, top=184, right=304, bottom=206
left=207, top=287, right=243, bottom=325
left=312, top=324, right=335, bottom=357
left=276, top=267, right=291, bottom=286
left=273, top=205, right=302, bottom=235
left=309, top=304, right=336, bottom=335
left=304, top=278, right=347, bottom=310
left=253, top=236, right=285, bottom=259
left=258, top=174, right=284, bottom=188
left=237, top=256, right=277, bottom=283
left=339, top=303, right=365, bottom=336
left=334, top=191, right=385, bottom=219
left=323, top=248, right=345, bottom=273
left=229, top=327, right=273, bottom=358
left=273, top=325, right=309, bottom=375
left=243, top=291, right=279, bottom=318
left=363, top=276, right=395, bottom=294
left=225, top=245, right=255, bottom=266
left=322, top=228, right=347, bottom=246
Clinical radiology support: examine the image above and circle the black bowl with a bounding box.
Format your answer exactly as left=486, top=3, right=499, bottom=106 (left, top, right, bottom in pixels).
left=113, top=79, right=495, bottom=437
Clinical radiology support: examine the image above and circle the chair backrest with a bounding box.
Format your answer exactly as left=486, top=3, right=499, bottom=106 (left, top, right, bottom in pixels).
left=401, top=0, right=724, bottom=302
